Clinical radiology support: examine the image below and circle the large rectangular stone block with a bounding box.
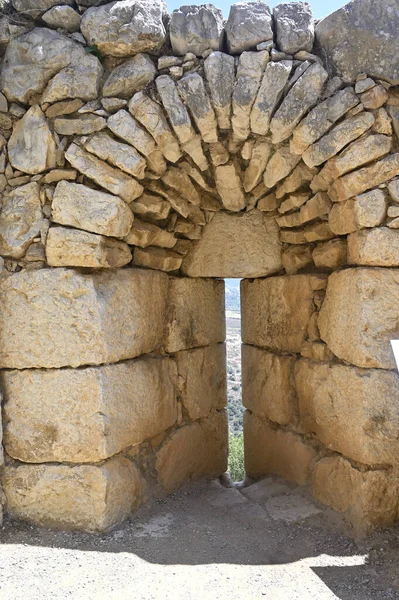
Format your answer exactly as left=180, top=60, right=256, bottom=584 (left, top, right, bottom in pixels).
left=164, top=277, right=225, bottom=352
left=241, top=274, right=327, bottom=353
left=3, top=456, right=144, bottom=532
left=2, top=357, right=177, bottom=463
left=295, top=359, right=399, bottom=465
left=0, top=268, right=168, bottom=369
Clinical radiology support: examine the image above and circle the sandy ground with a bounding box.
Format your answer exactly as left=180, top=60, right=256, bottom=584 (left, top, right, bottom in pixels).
left=0, top=477, right=398, bottom=600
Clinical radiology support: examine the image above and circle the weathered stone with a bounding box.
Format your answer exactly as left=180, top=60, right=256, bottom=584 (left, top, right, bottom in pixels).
left=313, top=239, right=347, bottom=269
left=300, top=341, right=334, bottom=362
left=85, top=132, right=146, bottom=179
left=42, top=60, right=103, bottom=105
left=274, top=2, right=314, bottom=54
left=209, top=141, right=229, bottom=167
left=54, top=114, right=106, bottom=136
left=296, top=358, right=399, bottom=465
left=311, top=134, right=393, bottom=191
left=282, top=245, right=313, bottom=274
left=225, top=2, right=273, bottom=54
left=177, top=73, right=218, bottom=143
left=156, top=75, right=195, bottom=144
left=170, top=4, right=224, bottom=56
left=315, top=0, right=399, bottom=85
left=181, top=135, right=208, bottom=172
left=373, top=107, right=392, bottom=135
left=0, top=268, right=168, bottom=369
left=81, top=0, right=166, bottom=57
left=329, top=189, right=387, bottom=235
left=182, top=210, right=282, bottom=278
left=164, top=277, right=225, bottom=353
left=4, top=456, right=143, bottom=532
left=270, top=63, right=328, bottom=144
left=46, top=226, right=132, bottom=268
left=250, top=60, right=292, bottom=136
left=244, top=412, right=317, bottom=484
left=12, top=0, right=73, bottom=17
left=242, top=274, right=326, bottom=353
left=51, top=181, right=133, bottom=239
left=129, top=92, right=182, bottom=163
left=214, top=163, right=245, bottom=212
left=279, top=192, right=310, bottom=214
left=388, top=178, right=399, bottom=203
left=163, top=167, right=200, bottom=206
left=328, top=153, right=399, bottom=202
left=42, top=6, right=81, bottom=32
left=133, top=247, right=182, bottom=272
left=257, top=192, right=278, bottom=212
left=101, top=98, right=127, bottom=113
left=107, top=110, right=160, bottom=166
left=8, top=106, right=56, bottom=175
left=103, top=54, right=156, bottom=99
left=45, top=99, right=84, bottom=119
left=0, top=183, right=48, bottom=260
left=156, top=411, right=228, bottom=491
left=124, top=219, right=176, bottom=248
left=276, top=163, right=316, bottom=199
left=299, top=192, right=332, bottom=225
left=361, top=85, right=388, bottom=110
left=348, top=227, right=399, bottom=267
left=42, top=169, right=77, bottom=184
left=242, top=345, right=297, bottom=425
left=264, top=145, right=301, bottom=188
left=3, top=356, right=176, bottom=463
left=232, top=51, right=269, bottom=141
left=204, top=52, right=235, bottom=130
left=319, top=268, right=399, bottom=369
left=176, top=344, right=226, bottom=420
left=65, top=143, right=143, bottom=202
left=130, top=193, right=170, bottom=220
left=312, top=456, right=399, bottom=535
left=243, top=141, right=272, bottom=192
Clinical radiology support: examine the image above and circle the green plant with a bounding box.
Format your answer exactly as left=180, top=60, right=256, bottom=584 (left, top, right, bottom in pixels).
left=85, top=45, right=104, bottom=62
left=228, top=433, right=245, bottom=482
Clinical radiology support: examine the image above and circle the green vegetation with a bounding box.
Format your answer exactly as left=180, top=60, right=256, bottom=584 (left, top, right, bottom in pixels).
left=228, top=434, right=245, bottom=482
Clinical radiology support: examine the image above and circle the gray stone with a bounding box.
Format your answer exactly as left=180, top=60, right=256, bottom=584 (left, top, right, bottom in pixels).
left=225, top=2, right=273, bottom=54
left=155, top=75, right=195, bottom=144
left=250, top=60, right=292, bottom=136
left=204, top=52, right=235, bottom=130
left=107, top=109, right=157, bottom=158
left=103, top=54, right=157, bottom=99
left=42, top=6, right=81, bottom=32
left=177, top=73, right=218, bottom=143
left=54, top=114, right=107, bottom=136
left=85, top=132, right=146, bottom=179
left=170, top=4, right=224, bottom=56
left=11, top=0, right=74, bottom=18
left=273, top=2, right=314, bottom=54
left=265, top=494, right=322, bottom=524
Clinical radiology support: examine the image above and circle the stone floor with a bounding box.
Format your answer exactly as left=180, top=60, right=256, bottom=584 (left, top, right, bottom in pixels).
left=0, top=477, right=398, bottom=599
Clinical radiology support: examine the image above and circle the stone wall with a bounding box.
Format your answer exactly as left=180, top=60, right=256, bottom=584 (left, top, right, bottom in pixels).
left=0, top=0, right=398, bottom=534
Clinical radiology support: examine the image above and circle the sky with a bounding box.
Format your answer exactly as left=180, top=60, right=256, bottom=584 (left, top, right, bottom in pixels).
left=166, top=0, right=347, bottom=20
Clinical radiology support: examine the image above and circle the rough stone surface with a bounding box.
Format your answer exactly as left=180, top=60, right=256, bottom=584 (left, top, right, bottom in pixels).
left=244, top=141, right=272, bottom=192
left=2, top=357, right=176, bottom=463
left=3, top=456, right=144, bottom=532
left=204, top=52, right=235, bottom=130
left=329, top=189, right=387, bottom=235
left=214, top=163, right=246, bottom=211
left=155, top=75, right=195, bottom=144
left=182, top=211, right=282, bottom=278
left=42, top=6, right=81, bottom=32
left=242, top=345, right=297, bottom=426
left=8, top=106, right=56, bottom=174
left=164, top=277, right=225, bottom=353
left=225, top=2, right=273, bottom=54
left=250, top=60, right=292, bottom=136
left=313, top=239, right=347, bottom=269
left=85, top=132, right=146, bottom=179
left=348, top=227, right=399, bottom=267
left=170, top=4, right=224, bottom=56
left=318, top=268, right=399, bottom=369
left=133, top=247, right=182, bottom=272
left=54, top=114, right=107, bottom=136
left=282, top=245, right=313, bottom=274
left=103, top=54, right=156, bottom=99
left=12, top=0, right=74, bottom=18
left=264, top=146, right=301, bottom=188
left=124, top=219, right=176, bottom=248
left=107, top=110, right=157, bottom=159
left=242, top=275, right=326, bottom=353
left=177, top=73, right=218, bottom=143
left=156, top=411, right=228, bottom=491
left=80, top=0, right=166, bottom=57
left=0, top=268, right=168, bottom=369
left=274, top=2, right=314, bottom=54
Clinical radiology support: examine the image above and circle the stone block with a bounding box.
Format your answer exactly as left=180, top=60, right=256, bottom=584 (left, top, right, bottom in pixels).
left=204, top=52, right=235, bottom=130
left=0, top=268, right=168, bottom=369
left=156, top=411, right=228, bottom=491
left=133, top=247, right=182, bottom=272
left=164, top=277, right=225, bottom=353
left=103, top=53, right=156, bottom=98
left=242, top=345, right=297, bottom=426
left=312, top=239, right=347, bottom=269
left=177, top=73, right=218, bottom=143
left=176, top=344, right=226, bottom=420
left=181, top=211, right=282, bottom=278
left=225, top=2, right=273, bottom=54
left=251, top=60, right=292, bottom=136
left=2, top=357, right=176, bottom=463
left=242, top=274, right=327, bottom=353
left=170, top=4, right=224, bottom=56
left=329, top=189, right=387, bottom=234
left=244, top=412, right=317, bottom=484
left=295, top=359, right=399, bottom=465
left=282, top=245, right=313, bottom=275
left=348, top=227, right=399, bottom=267
left=318, top=268, right=399, bottom=369
left=274, top=2, right=314, bottom=54
left=3, top=456, right=144, bottom=532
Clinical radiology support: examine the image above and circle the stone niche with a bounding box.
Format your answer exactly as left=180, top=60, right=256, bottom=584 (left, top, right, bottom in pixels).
left=0, top=0, right=399, bottom=537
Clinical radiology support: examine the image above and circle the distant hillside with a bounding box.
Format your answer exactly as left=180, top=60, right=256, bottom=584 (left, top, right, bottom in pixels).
left=225, top=279, right=241, bottom=311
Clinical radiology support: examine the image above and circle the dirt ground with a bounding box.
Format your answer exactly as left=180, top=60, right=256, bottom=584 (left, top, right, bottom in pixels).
left=0, top=476, right=398, bottom=600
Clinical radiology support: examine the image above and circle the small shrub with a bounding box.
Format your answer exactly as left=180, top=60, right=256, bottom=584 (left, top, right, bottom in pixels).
left=228, top=433, right=245, bottom=482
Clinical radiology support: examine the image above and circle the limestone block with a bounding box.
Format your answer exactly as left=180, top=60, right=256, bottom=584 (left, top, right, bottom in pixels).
left=176, top=344, right=226, bottom=420
left=181, top=211, right=282, bottom=278
left=170, top=4, right=224, bottom=56
left=264, top=145, right=301, bottom=188
left=250, top=60, right=292, bottom=136
left=182, top=136, right=208, bottom=172
left=177, top=73, right=218, bottom=143
left=276, top=163, right=316, bottom=198
left=243, top=141, right=272, bottom=192
left=279, top=192, right=310, bottom=214
left=225, top=2, right=273, bottom=54
left=242, top=274, right=327, bottom=353
left=312, top=456, right=399, bottom=536
left=164, top=277, right=225, bottom=353
left=214, top=163, right=246, bottom=211
left=42, top=6, right=81, bottom=32
left=4, top=456, right=144, bottom=532
left=388, top=178, right=399, bottom=203
left=0, top=267, right=168, bottom=369
left=244, top=412, right=317, bottom=484
left=12, top=0, right=74, bottom=18
left=329, top=189, right=387, bottom=235
left=270, top=62, right=328, bottom=144
left=124, top=219, right=176, bottom=248
left=318, top=268, right=399, bottom=369
left=163, top=167, right=200, bottom=206
left=348, top=227, right=399, bottom=267
left=274, top=2, right=314, bottom=54
left=65, top=143, right=143, bottom=202
left=232, top=51, right=269, bottom=141
left=45, top=99, right=84, bottom=119
left=81, top=0, right=166, bottom=57
left=85, top=132, right=146, bottom=179
left=108, top=110, right=156, bottom=156
left=155, top=75, right=195, bottom=144
left=103, top=54, right=157, bottom=98
left=8, top=106, right=56, bottom=175
left=299, top=192, right=331, bottom=225
left=361, top=85, right=389, bottom=110
left=46, top=226, right=132, bottom=269
left=242, top=345, right=297, bottom=426
left=42, top=60, right=103, bottom=105
left=133, top=247, right=182, bottom=272
left=313, top=239, right=347, bottom=269
left=204, top=52, right=235, bottom=130
left=130, top=193, right=170, bottom=220
left=300, top=341, right=334, bottom=362
left=315, top=0, right=399, bottom=85
left=282, top=245, right=313, bottom=275
left=54, top=114, right=107, bottom=136
left=2, top=357, right=176, bottom=463
left=0, top=183, right=48, bottom=259
left=156, top=411, right=228, bottom=491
